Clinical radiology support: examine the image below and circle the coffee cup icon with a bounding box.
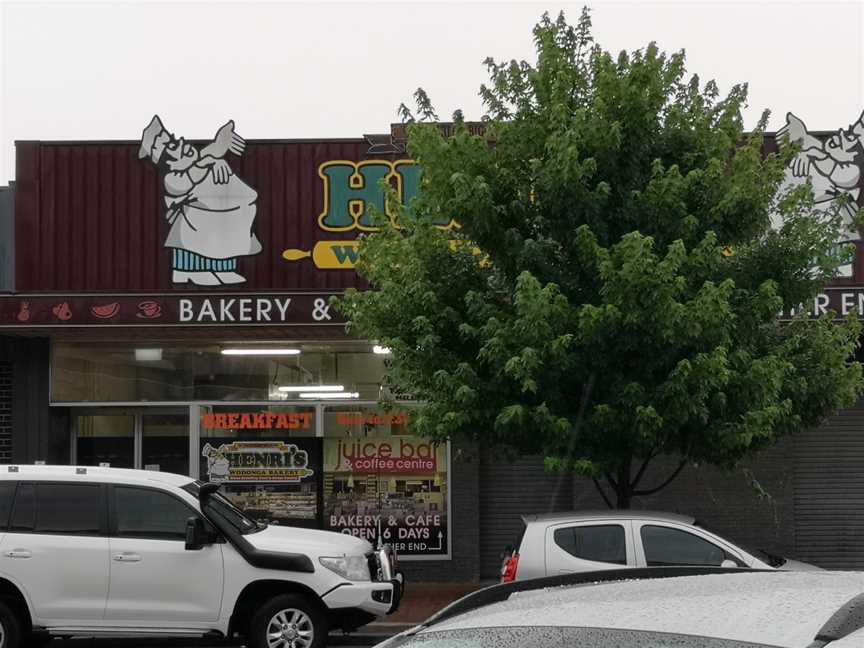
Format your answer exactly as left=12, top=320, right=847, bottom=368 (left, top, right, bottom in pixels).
left=136, top=301, right=162, bottom=319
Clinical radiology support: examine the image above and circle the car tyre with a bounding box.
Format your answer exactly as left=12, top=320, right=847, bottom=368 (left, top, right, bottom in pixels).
left=0, top=600, right=22, bottom=648
left=248, top=593, right=327, bottom=648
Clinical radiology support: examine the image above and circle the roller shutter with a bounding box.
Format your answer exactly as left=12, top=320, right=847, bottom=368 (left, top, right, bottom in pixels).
left=478, top=451, right=573, bottom=579
left=794, top=399, right=864, bottom=569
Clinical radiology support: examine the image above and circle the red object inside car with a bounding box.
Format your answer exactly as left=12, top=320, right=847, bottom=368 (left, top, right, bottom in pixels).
left=500, top=553, right=520, bottom=583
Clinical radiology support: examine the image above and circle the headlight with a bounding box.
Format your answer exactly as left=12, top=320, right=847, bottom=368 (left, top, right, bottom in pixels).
left=319, top=555, right=371, bottom=581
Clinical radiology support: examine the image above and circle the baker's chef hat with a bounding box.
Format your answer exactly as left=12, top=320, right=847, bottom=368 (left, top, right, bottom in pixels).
left=138, top=115, right=171, bottom=164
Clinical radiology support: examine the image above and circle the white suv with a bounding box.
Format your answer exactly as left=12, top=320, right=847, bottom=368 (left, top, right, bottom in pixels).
left=0, top=465, right=402, bottom=648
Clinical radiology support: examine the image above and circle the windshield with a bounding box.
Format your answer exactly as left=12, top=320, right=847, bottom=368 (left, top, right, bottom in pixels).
left=183, top=481, right=260, bottom=535
left=693, top=521, right=786, bottom=568
left=388, top=627, right=781, bottom=648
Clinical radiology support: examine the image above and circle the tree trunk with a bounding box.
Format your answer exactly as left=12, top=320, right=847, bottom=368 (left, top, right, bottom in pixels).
left=598, top=454, right=688, bottom=510
left=615, top=488, right=631, bottom=509
left=614, top=459, right=632, bottom=509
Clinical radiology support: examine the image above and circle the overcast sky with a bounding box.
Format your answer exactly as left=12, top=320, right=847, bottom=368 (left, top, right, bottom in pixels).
left=1, top=0, right=862, bottom=181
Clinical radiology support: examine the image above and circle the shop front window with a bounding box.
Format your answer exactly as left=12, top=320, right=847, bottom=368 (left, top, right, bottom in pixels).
left=199, top=405, right=321, bottom=529
left=51, top=342, right=387, bottom=402
left=322, top=405, right=450, bottom=559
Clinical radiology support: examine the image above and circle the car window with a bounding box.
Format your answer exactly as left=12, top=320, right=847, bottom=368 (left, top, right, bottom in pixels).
left=33, top=483, right=101, bottom=535
left=0, top=483, right=16, bottom=530
left=9, top=483, right=34, bottom=532
left=641, top=525, right=729, bottom=567
left=391, top=626, right=779, bottom=647
left=553, top=524, right=626, bottom=565
left=114, top=486, right=197, bottom=541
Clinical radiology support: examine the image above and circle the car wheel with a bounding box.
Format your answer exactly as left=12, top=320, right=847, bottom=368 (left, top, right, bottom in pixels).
left=248, top=593, right=327, bottom=648
left=0, top=600, right=22, bottom=648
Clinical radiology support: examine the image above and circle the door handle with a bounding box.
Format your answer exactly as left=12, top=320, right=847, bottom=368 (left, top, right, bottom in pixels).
left=112, top=552, right=142, bottom=563
left=4, top=549, right=31, bottom=559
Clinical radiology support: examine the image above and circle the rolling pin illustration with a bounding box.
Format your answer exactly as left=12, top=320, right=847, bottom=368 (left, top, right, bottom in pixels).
left=283, top=241, right=361, bottom=269
left=284, top=239, right=491, bottom=270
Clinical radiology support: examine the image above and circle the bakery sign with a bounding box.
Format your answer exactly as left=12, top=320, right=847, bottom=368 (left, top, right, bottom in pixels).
left=202, top=441, right=314, bottom=484
left=779, top=288, right=864, bottom=320
left=0, top=292, right=343, bottom=327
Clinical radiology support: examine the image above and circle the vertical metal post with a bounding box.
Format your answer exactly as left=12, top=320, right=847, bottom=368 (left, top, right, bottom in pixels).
left=189, top=403, right=202, bottom=479
left=69, top=415, right=78, bottom=465
left=133, top=412, right=142, bottom=470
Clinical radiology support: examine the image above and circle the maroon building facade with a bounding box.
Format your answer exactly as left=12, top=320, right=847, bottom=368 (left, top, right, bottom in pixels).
left=1, top=113, right=864, bottom=579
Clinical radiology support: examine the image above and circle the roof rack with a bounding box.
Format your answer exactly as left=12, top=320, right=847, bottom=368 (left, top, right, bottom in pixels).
left=414, top=566, right=769, bottom=633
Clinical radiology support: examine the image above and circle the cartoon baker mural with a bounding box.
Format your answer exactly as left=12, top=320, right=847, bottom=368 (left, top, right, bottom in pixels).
left=775, top=109, right=864, bottom=277
left=139, top=116, right=262, bottom=286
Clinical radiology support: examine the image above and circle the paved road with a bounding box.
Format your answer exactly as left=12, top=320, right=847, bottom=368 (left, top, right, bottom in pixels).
left=47, top=635, right=388, bottom=648
left=46, top=639, right=382, bottom=648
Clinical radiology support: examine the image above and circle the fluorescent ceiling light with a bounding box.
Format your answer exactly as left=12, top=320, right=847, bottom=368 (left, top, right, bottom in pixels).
left=221, top=348, right=301, bottom=356
left=135, top=348, right=163, bottom=362
left=278, top=384, right=344, bottom=393
left=299, top=392, right=360, bottom=399
left=372, top=345, right=391, bottom=355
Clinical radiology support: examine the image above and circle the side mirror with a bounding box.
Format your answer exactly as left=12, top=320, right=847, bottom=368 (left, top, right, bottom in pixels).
left=185, top=516, right=209, bottom=551
left=720, top=559, right=739, bottom=568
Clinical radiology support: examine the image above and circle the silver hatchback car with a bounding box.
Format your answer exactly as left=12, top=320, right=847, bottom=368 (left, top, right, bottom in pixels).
left=501, top=510, right=817, bottom=582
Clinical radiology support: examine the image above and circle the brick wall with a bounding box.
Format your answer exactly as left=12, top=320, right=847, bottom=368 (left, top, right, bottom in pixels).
left=572, top=439, right=796, bottom=559
left=0, top=362, right=10, bottom=462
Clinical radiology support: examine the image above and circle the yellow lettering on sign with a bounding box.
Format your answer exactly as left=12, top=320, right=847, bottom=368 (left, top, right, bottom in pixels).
left=283, top=240, right=490, bottom=270
left=283, top=241, right=361, bottom=269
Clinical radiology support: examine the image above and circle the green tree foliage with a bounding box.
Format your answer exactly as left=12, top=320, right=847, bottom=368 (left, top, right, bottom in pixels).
left=337, top=10, right=863, bottom=508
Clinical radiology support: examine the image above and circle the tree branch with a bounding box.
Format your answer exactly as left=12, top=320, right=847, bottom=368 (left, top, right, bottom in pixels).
left=633, top=459, right=688, bottom=497
left=592, top=477, right=614, bottom=509
left=604, top=471, right=619, bottom=490
left=630, top=447, right=657, bottom=491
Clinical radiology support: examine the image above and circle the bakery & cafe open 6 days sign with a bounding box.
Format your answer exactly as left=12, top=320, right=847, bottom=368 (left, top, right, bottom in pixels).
left=323, top=436, right=449, bottom=558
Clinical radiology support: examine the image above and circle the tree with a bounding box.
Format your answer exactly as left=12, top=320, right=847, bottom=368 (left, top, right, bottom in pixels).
left=336, top=10, right=863, bottom=509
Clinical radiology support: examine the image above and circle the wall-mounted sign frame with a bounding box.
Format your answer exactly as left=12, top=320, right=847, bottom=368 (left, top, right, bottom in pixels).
left=0, top=292, right=343, bottom=327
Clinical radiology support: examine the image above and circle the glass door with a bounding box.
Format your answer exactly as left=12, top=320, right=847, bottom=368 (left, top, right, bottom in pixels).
left=142, top=412, right=190, bottom=475
left=72, top=408, right=190, bottom=474
left=74, top=414, right=135, bottom=468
